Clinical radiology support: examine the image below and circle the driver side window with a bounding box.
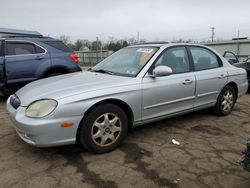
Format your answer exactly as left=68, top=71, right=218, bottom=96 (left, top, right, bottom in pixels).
left=151, top=47, right=190, bottom=74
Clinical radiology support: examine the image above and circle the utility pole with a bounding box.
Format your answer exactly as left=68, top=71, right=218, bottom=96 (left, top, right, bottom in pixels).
left=100, top=40, right=103, bottom=61
left=96, top=37, right=98, bottom=65
left=237, top=30, right=240, bottom=38
left=137, top=32, right=140, bottom=43
left=236, top=30, right=240, bottom=57
left=210, top=27, right=215, bottom=42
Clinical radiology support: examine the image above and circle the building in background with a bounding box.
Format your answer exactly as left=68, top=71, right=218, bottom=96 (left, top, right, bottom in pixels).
left=204, top=38, right=250, bottom=62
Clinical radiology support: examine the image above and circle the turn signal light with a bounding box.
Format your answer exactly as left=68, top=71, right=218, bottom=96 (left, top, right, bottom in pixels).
left=61, top=122, right=73, bottom=127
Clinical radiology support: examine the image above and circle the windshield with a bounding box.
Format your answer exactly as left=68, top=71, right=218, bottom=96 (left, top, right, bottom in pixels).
left=91, top=47, right=158, bottom=77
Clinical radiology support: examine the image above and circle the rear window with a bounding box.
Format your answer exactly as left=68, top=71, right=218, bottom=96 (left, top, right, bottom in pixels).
left=43, top=41, right=72, bottom=52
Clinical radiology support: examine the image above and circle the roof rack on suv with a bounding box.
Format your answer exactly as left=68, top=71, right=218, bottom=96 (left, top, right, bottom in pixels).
left=0, top=28, right=43, bottom=38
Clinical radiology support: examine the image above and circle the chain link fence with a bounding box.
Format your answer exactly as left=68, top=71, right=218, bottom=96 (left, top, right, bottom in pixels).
left=75, top=50, right=113, bottom=67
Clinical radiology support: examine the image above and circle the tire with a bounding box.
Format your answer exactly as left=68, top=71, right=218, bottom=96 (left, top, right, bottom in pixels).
left=77, top=103, right=128, bottom=154
left=48, top=72, right=63, bottom=77
left=214, top=85, right=237, bottom=116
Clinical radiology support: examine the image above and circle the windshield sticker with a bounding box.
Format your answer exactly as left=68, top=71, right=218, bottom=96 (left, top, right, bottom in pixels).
left=137, top=48, right=154, bottom=53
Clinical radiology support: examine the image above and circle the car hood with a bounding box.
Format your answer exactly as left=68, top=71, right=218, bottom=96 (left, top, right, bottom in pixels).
left=16, top=71, right=134, bottom=106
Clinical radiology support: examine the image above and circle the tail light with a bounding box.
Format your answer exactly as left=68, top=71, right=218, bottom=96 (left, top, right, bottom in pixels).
left=70, top=53, right=79, bottom=64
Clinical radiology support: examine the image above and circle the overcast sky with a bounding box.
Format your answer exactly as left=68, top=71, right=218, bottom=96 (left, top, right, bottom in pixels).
left=1, top=0, right=250, bottom=42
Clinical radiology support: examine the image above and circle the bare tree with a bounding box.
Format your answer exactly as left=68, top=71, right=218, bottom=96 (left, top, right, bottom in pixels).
left=128, top=38, right=136, bottom=45
left=59, top=35, right=71, bottom=45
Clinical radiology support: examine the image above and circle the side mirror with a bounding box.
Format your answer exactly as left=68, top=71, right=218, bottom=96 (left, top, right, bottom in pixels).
left=151, top=66, right=172, bottom=77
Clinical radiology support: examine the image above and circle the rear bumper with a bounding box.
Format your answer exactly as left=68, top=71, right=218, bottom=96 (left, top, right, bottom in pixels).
left=6, top=96, right=83, bottom=147
left=238, top=81, right=249, bottom=97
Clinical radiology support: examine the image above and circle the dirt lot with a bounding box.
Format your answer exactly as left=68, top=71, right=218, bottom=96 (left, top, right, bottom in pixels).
left=0, top=94, right=250, bottom=188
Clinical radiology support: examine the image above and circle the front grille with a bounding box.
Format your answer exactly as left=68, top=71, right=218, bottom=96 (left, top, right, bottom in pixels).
left=10, top=95, right=21, bottom=109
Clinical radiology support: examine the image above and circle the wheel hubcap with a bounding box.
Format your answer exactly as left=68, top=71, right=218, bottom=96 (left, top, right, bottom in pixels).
left=91, top=113, right=122, bottom=147
left=221, top=90, right=234, bottom=112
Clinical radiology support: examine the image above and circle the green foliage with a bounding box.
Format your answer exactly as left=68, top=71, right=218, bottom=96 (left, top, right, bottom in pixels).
left=107, top=40, right=129, bottom=51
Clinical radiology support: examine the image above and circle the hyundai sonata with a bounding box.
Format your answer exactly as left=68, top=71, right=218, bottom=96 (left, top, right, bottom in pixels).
left=6, top=43, right=248, bottom=153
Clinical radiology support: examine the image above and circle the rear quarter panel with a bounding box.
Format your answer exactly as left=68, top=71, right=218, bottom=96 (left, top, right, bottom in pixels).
left=40, top=42, right=81, bottom=72
left=226, top=66, right=248, bottom=96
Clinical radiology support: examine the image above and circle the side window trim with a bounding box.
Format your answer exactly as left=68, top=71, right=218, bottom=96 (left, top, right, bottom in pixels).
left=185, top=46, right=195, bottom=72
left=147, top=45, right=192, bottom=75
left=5, top=40, right=47, bottom=57
left=187, top=45, right=223, bottom=72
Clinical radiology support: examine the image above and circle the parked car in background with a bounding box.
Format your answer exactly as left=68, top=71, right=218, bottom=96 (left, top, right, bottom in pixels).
left=223, top=51, right=250, bottom=89
left=0, top=28, right=81, bottom=96
left=244, top=56, right=250, bottom=63
left=7, top=43, right=248, bottom=153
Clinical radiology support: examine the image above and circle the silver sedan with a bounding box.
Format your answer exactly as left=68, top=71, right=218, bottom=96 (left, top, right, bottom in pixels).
left=6, top=43, right=248, bottom=153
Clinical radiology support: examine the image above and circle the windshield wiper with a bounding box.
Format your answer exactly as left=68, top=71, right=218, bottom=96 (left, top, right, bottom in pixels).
left=90, top=69, right=114, bottom=75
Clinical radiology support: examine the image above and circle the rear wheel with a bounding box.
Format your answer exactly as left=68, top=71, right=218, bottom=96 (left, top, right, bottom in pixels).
left=214, top=85, right=236, bottom=116
left=48, top=72, right=63, bottom=77
left=77, top=103, right=128, bottom=153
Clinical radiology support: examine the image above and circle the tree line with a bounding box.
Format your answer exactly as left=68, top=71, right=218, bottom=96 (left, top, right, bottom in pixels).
left=59, top=35, right=138, bottom=52
left=58, top=35, right=213, bottom=52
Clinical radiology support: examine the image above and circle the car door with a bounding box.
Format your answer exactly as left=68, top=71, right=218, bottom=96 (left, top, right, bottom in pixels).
left=4, top=40, right=50, bottom=87
left=223, top=51, right=239, bottom=64
left=142, top=46, right=196, bottom=120
left=189, top=46, right=228, bottom=108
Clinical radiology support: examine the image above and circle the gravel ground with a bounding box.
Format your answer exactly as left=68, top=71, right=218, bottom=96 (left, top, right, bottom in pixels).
left=0, top=94, right=250, bottom=188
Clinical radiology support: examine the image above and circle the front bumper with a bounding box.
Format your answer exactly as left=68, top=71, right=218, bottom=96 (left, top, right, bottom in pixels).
left=6, top=97, right=83, bottom=147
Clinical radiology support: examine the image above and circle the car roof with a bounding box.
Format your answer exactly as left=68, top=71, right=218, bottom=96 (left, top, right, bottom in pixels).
left=130, top=42, right=167, bottom=48
left=129, top=43, right=205, bottom=48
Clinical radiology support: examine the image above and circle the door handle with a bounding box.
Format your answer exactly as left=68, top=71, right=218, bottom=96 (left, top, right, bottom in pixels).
left=182, top=79, right=193, bottom=85
left=218, top=74, right=226, bottom=79
left=35, top=56, right=43, bottom=60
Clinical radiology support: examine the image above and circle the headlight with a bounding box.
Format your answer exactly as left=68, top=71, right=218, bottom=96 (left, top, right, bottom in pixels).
left=25, top=99, right=58, bottom=118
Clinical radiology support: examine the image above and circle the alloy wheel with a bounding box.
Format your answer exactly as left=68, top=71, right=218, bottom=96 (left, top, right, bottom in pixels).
left=91, top=113, right=122, bottom=147
left=221, top=90, right=234, bottom=112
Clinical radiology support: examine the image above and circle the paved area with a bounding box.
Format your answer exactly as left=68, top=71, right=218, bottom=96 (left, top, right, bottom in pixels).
left=0, top=94, right=250, bottom=188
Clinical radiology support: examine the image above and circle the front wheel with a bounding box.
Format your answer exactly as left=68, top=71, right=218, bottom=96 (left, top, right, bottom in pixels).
left=77, top=103, right=128, bottom=153
left=214, top=85, right=237, bottom=116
